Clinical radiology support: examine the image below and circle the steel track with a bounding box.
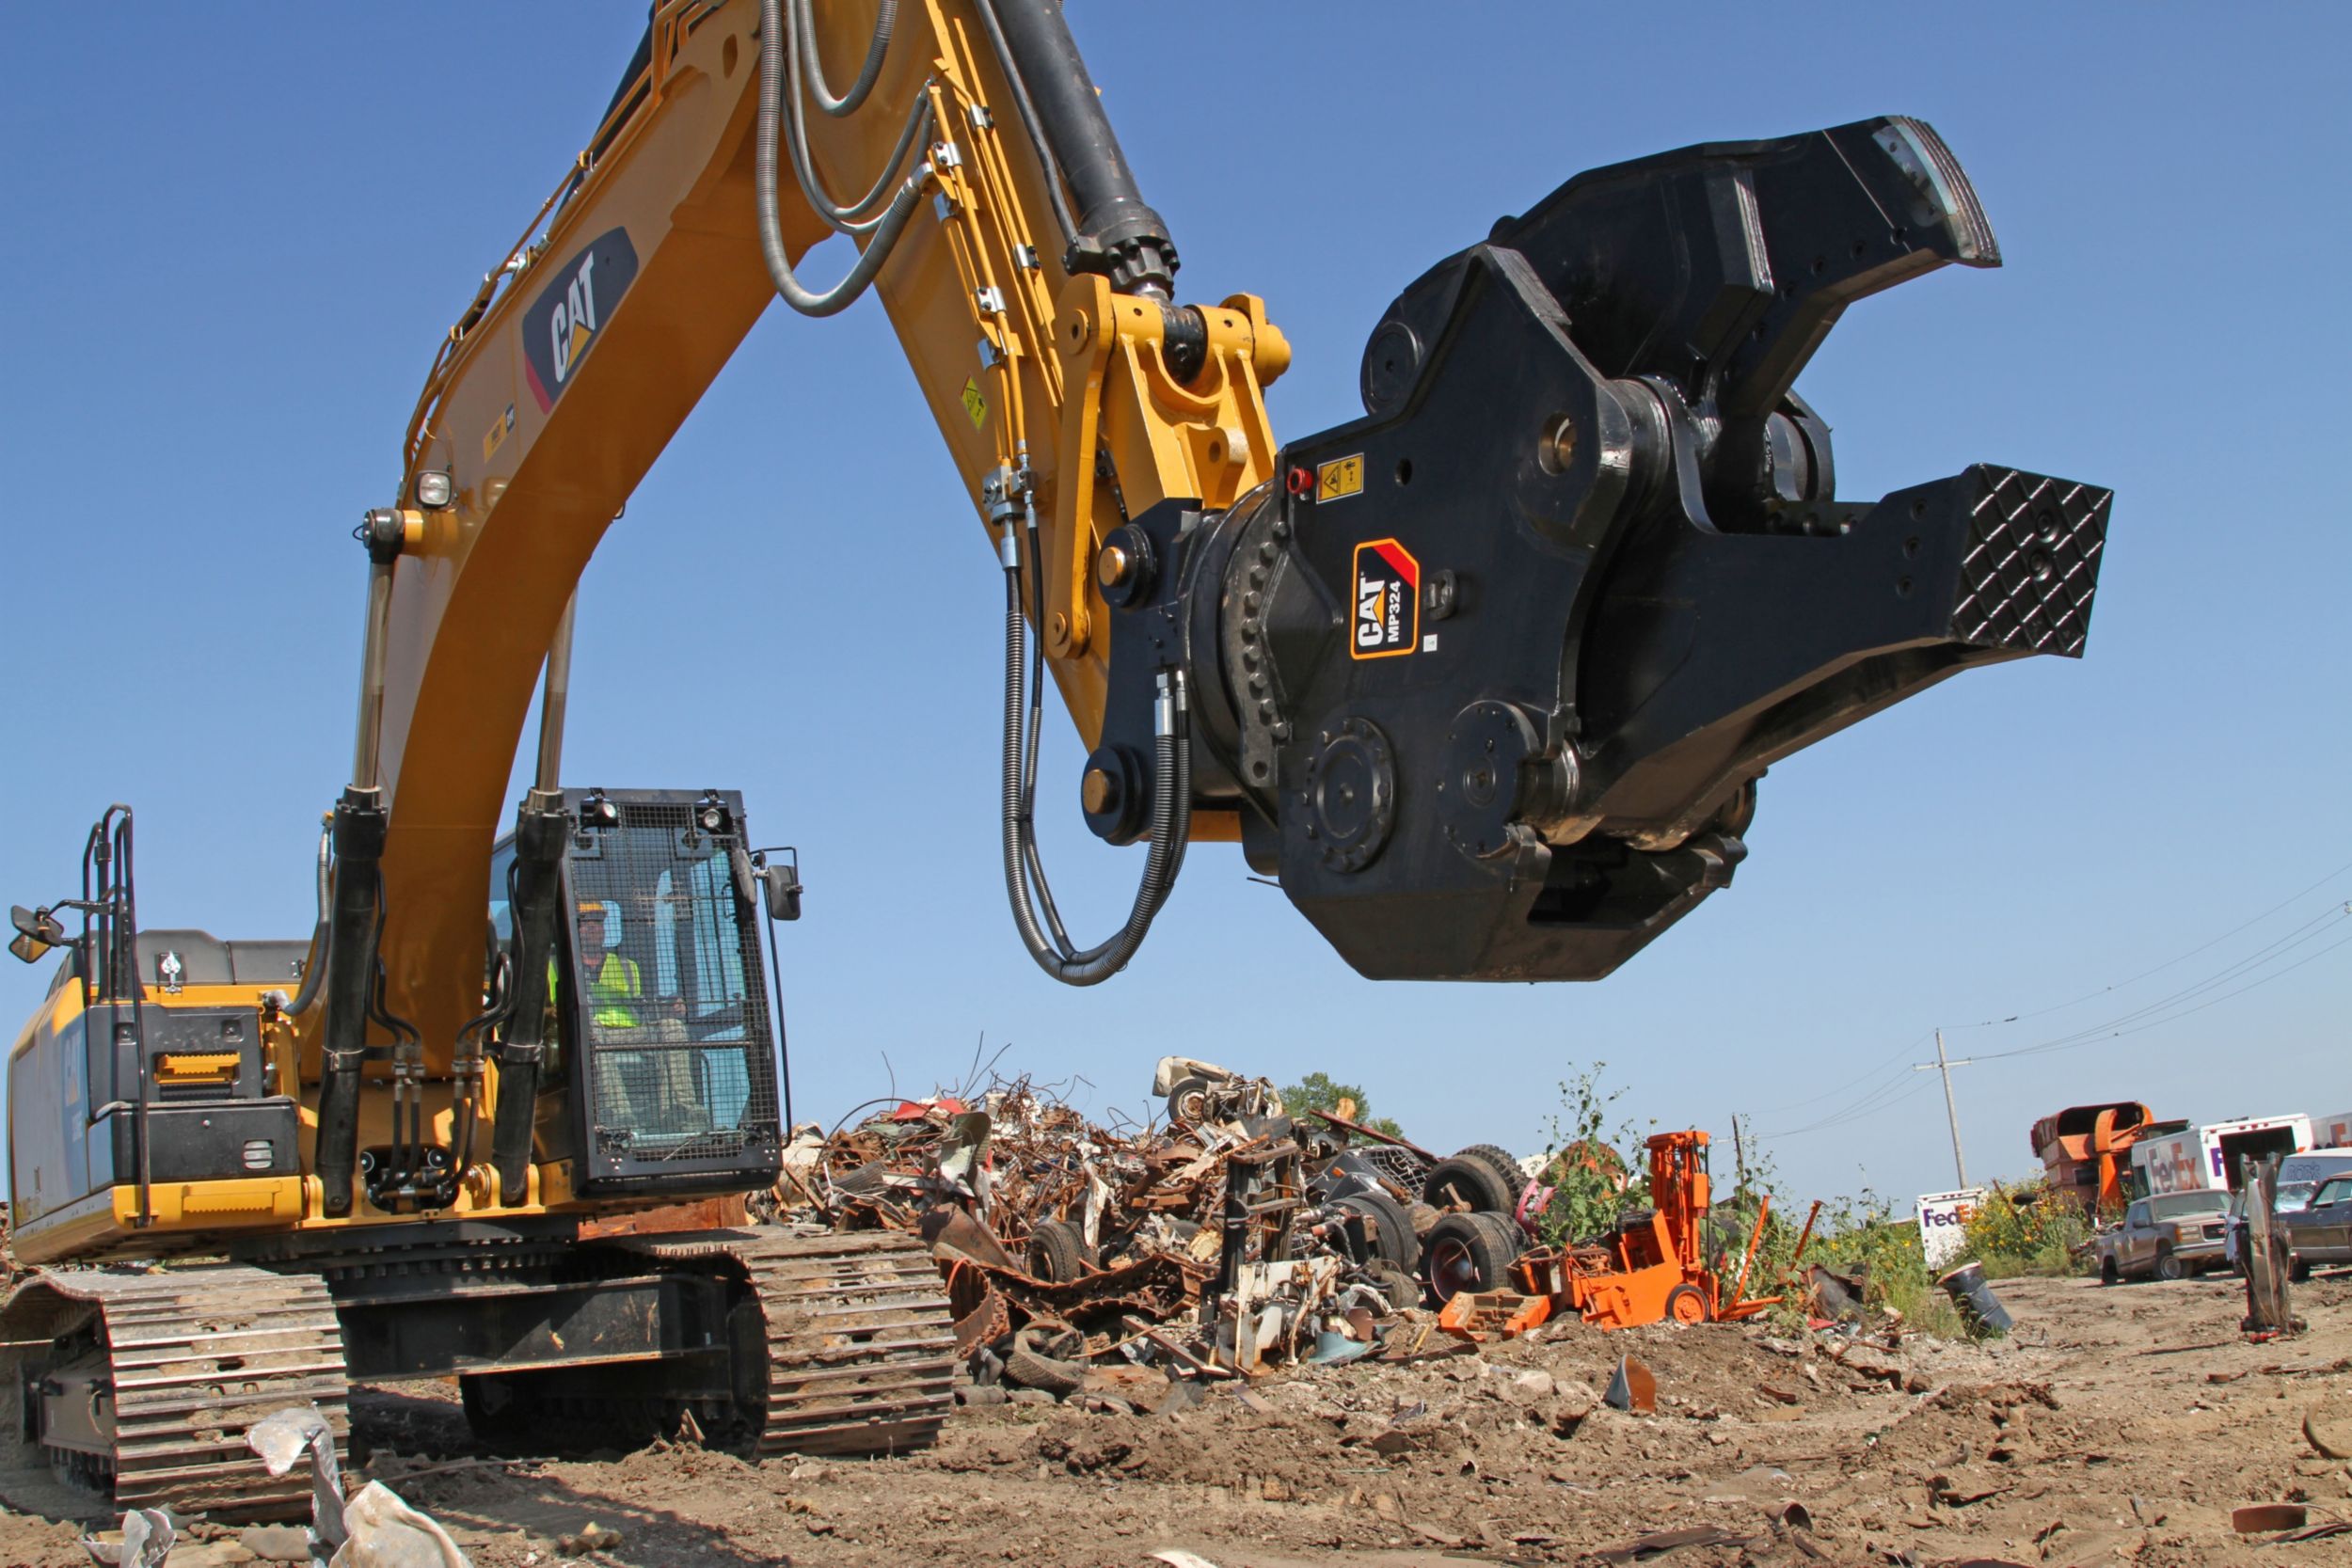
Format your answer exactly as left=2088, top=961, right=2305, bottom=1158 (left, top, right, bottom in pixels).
left=616, top=1227, right=957, bottom=1456
left=0, top=1263, right=351, bottom=1518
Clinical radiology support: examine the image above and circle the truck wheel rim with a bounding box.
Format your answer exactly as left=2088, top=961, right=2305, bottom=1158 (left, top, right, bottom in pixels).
left=1429, top=1237, right=1479, bottom=1302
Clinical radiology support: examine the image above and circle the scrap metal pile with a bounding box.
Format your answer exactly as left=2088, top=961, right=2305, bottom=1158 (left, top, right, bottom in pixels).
left=771, top=1058, right=1507, bottom=1396
left=770, top=1063, right=1828, bottom=1403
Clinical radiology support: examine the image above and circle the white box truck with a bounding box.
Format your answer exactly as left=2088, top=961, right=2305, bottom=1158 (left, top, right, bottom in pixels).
left=2131, top=1114, right=2312, bottom=1196
left=2312, top=1112, right=2352, bottom=1151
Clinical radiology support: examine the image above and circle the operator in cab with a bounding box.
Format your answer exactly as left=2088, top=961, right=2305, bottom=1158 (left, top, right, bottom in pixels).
left=572, top=900, right=644, bottom=1029
left=570, top=897, right=709, bottom=1138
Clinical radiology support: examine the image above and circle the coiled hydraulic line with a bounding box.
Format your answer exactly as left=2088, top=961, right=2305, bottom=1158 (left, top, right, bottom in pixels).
left=998, top=494, right=1188, bottom=986
left=754, top=0, right=935, bottom=316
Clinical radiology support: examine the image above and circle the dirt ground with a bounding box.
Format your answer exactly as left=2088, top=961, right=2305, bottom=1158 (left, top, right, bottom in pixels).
left=8, top=1270, right=2352, bottom=1567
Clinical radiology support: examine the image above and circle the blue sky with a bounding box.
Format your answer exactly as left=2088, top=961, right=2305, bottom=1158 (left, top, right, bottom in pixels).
left=3, top=4, right=2346, bottom=1207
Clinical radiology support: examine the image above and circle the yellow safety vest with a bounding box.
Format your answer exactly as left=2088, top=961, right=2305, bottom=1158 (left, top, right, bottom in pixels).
left=586, top=954, right=643, bottom=1029
left=555, top=953, right=644, bottom=1029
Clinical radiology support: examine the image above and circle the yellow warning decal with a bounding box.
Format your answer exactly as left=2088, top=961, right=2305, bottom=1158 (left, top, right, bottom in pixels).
left=961, top=378, right=989, bottom=430
left=1317, top=453, right=1364, bottom=502
left=482, top=403, right=515, bottom=462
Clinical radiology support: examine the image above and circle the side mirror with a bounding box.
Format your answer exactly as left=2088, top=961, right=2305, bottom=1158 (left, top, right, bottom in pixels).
left=755, top=851, right=803, bottom=923
left=8, top=905, right=65, bottom=965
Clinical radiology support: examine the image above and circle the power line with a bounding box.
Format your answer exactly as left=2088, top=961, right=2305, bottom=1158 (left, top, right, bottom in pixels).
left=1971, top=903, right=2349, bottom=1060
left=1972, top=917, right=2352, bottom=1064
left=1766, top=1076, right=1937, bottom=1142
left=1763, top=1065, right=1938, bottom=1140
left=1757, top=872, right=2352, bottom=1144
left=1948, top=855, right=2352, bottom=1030
left=1748, top=1029, right=1931, bottom=1117
left=1768, top=920, right=2350, bottom=1145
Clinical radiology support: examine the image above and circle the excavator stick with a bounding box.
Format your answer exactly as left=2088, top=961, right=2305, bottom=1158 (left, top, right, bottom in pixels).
left=1089, top=117, right=2109, bottom=980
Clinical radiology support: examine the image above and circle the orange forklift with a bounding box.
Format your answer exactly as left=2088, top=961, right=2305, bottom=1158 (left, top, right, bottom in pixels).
left=1441, top=1131, right=1818, bottom=1337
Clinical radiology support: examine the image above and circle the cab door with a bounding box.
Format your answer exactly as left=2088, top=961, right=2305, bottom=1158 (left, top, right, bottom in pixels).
left=2121, top=1200, right=2151, bottom=1273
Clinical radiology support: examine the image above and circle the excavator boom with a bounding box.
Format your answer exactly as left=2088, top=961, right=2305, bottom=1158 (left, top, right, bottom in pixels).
left=358, top=4, right=2105, bottom=1032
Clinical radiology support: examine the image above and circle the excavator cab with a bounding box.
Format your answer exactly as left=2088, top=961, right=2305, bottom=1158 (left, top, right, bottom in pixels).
left=490, top=787, right=786, bottom=1197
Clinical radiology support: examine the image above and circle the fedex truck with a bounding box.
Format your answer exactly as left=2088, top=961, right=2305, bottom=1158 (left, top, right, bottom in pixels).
left=2131, top=1115, right=2312, bottom=1196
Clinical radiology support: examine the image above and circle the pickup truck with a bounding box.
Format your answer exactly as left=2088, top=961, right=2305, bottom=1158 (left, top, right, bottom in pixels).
left=2097, top=1190, right=2230, bottom=1282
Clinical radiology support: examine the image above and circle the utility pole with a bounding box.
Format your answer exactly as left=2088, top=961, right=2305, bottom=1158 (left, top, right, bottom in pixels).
left=1913, top=1029, right=1974, bottom=1188
left=1731, top=1114, right=1747, bottom=1188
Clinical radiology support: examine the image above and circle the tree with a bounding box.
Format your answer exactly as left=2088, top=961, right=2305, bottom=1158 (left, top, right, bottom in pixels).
left=1279, top=1071, right=1406, bottom=1139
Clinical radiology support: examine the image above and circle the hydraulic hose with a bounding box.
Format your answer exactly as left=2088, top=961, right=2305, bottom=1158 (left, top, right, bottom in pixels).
left=443, top=947, right=506, bottom=1204
left=1010, top=505, right=1180, bottom=950
left=997, top=543, right=1189, bottom=986
left=1016, top=515, right=1074, bottom=952
left=791, top=0, right=896, bottom=118
left=286, top=816, right=334, bottom=1019
left=755, top=0, right=933, bottom=315
left=782, top=0, right=928, bottom=236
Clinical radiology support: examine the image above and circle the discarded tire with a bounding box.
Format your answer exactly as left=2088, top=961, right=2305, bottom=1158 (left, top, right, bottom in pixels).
left=1025, top=1220, right=1096, bottom=1283
left=1166, top=1074, right=1213, bottom=1122
left=1454, top=1144, right=1528, bottom=1190
left=1422, top=1211, right=1524, bottom=1305
left=1003, top=1325, right=1088, bottom=1398
left=1336, top=1189, right=1421, bottom=1274
left=1424, top=1149, right=1518, bottom=1215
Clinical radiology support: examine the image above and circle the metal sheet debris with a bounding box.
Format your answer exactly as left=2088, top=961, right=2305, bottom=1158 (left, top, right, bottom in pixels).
left=245, top=1404, right=472, bottom=1568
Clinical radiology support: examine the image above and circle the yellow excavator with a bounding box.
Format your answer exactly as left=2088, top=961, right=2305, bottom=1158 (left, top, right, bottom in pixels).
left=2, top=0, right=2109, bottom=1515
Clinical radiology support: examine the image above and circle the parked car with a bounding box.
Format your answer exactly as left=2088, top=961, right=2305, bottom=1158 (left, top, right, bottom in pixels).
left=2097, top=1190, right=2230, bottom=1282
left=2275, top=1174, right=2352, bottom=1279
left=2226, top=1182, right=2315, bottom=1273
left=2224, top=1153, right=2352, bottom=1272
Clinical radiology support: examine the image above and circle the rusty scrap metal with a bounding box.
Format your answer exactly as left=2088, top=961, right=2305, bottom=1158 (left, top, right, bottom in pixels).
left=773, top=1069, right=1436, bottom=1381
